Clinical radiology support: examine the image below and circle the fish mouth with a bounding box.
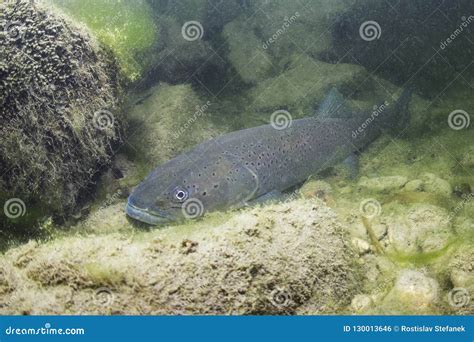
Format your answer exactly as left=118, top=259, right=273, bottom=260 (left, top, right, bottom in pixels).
left=125, top=200, right=172, bottom=225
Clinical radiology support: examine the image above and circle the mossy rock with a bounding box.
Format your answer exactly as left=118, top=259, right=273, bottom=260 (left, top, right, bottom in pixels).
left=253, top=0, right=348, bottom=61
left=0, top=2, right=121, bottom=221
left=247, top=54, right=370, bottom=119
left=223, top=17, right=275, bottom=84
left=0, top=199, right=360, bottom=314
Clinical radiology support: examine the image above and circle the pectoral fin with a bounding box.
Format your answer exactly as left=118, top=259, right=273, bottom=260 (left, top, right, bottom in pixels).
left=245, top=190, right=283, bottom=207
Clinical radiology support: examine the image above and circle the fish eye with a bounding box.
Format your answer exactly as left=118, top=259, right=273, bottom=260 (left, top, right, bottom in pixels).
left=173, top=187, right=188, bottom=202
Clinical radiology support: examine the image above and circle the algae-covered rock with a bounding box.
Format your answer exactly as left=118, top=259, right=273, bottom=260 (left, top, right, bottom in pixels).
left=52, top=0, right=158, bottom=81
left=125, top=83, right=224, bottom=167
left=381, top=269, right=440, bottom=313
left=0, top=199, right=360, bottom=314
left=386, top=204, right=453, bottom=254
left=299, top=179, right=334, bottom=203
left=420, top=173, right=452, bottom=198
left=0, top=1, right=121, bottom=216
left=403, top=179, right=424, bottom=192
left=253, top=0, right=347, bottom=61
left=248, top=54, right=370, bottom=118
left=460, top=147, right=474, bottom=169
left=223, top=17, right=274, bottom=84
left=358, top=176, right=408, bottom=193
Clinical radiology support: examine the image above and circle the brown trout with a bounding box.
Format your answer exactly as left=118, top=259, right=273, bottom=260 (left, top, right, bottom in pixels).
left=126, top=87, right=412, bottom=224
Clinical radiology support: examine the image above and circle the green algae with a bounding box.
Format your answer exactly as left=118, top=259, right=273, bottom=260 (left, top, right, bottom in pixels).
left=53, top=0, right=158, bottom=81
left=83, top=262, right=127, bottom=287
left=386, top=240, right=458, bottom=267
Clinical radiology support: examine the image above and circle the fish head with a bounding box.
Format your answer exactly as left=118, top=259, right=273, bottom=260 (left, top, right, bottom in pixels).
left=126, top=152, right=259, bottom=225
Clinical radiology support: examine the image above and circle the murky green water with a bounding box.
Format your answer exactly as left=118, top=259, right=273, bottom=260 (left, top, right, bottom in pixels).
left=0, top=0, right=472, bottom=315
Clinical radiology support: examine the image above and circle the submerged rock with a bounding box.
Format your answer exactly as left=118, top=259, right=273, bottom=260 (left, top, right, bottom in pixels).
left=382, top=269, right=440, bottom=312
left=386, top=204, right=452, bottom=254
left=0, top=199, right=360, bottom=314
left=223, top=17, right=274, bottom=84
left=248, top=54, right=369, bottom=118
left=420, top=173, right=452, bottom=198
left=358, top=176, right=408, bottom=193
left=0, top=2, right=121, bottom=217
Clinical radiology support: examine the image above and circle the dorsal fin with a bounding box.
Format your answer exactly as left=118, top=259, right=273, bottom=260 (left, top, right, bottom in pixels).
left=316, top=87, right=351, bottom=118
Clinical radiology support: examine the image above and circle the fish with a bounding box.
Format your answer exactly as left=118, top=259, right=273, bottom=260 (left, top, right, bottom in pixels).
left=125, top=87, right=412, bottom=224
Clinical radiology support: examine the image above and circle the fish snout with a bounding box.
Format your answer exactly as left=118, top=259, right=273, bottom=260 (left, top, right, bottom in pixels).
left=125, top=196, right=172, bottom=225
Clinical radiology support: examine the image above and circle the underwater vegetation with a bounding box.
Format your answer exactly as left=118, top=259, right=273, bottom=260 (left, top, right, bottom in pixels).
left=51, top=0, right=159, bottom=82
left=0, top=0, right=473, bottom=315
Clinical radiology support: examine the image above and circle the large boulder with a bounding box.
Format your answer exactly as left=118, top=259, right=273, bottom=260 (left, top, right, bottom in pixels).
left=0, top=2, right=121, bottom=220
left=0, top=199, right=360, bottom=314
